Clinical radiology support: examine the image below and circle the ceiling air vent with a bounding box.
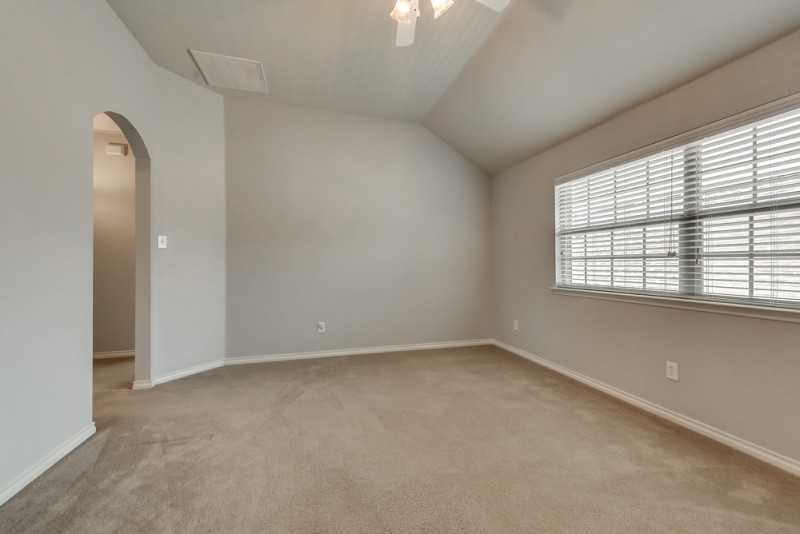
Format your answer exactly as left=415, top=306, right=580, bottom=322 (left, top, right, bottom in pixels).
left=189, top=50, right=268, bottom=94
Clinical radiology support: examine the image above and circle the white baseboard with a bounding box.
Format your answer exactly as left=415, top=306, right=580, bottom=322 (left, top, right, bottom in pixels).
left=492, top=339, right=800, bottom=478
left=224, top=339, right=494, bottom=366
left=93, top=350, right=134, bottom=360
left=131, top=379, right=152, bottom=390
left=133, top=340, right=492, bottom=389
left=154, top=360, right=224, bottom=386
left=132, top=359, right=225, bottom=390
left=0, top=423, right=96, bottom=508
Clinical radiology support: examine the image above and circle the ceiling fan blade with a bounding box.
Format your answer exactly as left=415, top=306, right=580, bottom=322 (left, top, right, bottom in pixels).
left=474, top=0, right=511, bottom=11
left=395, top=14, right=417, bottom=47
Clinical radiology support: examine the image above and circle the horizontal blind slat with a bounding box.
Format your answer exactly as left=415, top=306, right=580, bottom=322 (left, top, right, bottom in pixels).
left=556, top=105, right=800, bottom=309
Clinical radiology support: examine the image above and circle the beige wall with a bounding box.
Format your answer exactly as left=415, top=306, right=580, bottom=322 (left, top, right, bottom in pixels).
left=492, top=30, right=800, bottom=463
left=226, top=100, right=492, bottom=357
left=93, top=131, right=135, bottom=354
left=0, top=0, right=226, bottom=500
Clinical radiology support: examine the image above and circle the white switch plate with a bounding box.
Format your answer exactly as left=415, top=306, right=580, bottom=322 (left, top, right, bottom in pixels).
left=317, top=322, right=326, bottom=333
left=513, top=319, right=519, bottom=331
left=666, top=361, right=679, bottom=381
left=157, top=235, right=168, bottom=249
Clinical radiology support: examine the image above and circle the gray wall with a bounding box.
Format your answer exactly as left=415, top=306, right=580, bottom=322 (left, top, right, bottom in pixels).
left=226, top=100, right=491, bottom=357
left=150, top=70, right=226, bottom=378
left=0, top=0, right=226, bottom=496
left=93, top=131, right=136, bottom=353
left=492, top=29, right=800, bottom=463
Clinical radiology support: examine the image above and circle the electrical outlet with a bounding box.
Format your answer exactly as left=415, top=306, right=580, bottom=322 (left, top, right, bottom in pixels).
left=317, top=322, right=326, bottom=333
left=666, top=361, right=679, bottom=381
left=513, top=319, right=519, bottom=331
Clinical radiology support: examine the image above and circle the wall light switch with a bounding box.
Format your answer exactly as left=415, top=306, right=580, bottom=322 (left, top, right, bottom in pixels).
left=513, top=319, right=519, bottom=331
left=157, top=235, right=168, bottom=249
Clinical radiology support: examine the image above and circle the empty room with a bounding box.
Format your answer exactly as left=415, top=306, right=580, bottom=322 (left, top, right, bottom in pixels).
left=2, top=0, right=800, bottom=532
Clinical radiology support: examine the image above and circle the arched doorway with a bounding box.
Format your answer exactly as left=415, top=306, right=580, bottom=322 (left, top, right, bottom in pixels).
left=92, top=112, right=151, bottom=390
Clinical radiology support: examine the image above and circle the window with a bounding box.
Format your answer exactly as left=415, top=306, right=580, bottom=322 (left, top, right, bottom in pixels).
left=556, top=106, right=800, bottom=309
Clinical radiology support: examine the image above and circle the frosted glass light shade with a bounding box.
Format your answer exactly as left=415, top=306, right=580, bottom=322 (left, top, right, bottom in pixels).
left=390, top=0, right=413, bottom=24
left=431, top=0, right=454, bottom=18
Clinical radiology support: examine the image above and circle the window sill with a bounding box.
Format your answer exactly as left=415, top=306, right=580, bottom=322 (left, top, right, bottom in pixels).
left=550, top=287, right=800, bottom=324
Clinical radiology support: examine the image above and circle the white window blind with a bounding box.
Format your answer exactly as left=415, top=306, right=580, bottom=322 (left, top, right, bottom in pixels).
left=556, top=106, right=800, bottom=309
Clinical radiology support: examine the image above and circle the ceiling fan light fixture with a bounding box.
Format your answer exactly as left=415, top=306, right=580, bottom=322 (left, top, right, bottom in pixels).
left=392, top=0, right=504, bottom=47
left=390, top=0, right=413, bottom=24
left=431, top=0, right=454, bottom=18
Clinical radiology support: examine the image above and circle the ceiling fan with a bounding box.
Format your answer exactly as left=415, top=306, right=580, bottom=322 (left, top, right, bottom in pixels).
left=391, top=0, right=511, bottom=47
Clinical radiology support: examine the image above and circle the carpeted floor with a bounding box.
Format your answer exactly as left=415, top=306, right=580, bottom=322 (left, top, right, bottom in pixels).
left=1, top=345, right=799, bottom=533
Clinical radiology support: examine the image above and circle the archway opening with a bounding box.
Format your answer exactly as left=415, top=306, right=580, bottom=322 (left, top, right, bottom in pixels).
left=91, top=112, right=151, bottom=396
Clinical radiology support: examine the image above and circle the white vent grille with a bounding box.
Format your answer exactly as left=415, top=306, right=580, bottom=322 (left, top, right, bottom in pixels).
left=189, top=50, right=268, bottom=94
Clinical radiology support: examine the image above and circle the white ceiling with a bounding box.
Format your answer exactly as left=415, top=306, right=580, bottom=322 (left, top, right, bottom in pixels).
left=93, top=113, right=122, bottom=134
left=104, top=0, right=509, bottom=122
left=425, top=0, right=800, bottom=173
left=106, top=0, right=800, bottom=174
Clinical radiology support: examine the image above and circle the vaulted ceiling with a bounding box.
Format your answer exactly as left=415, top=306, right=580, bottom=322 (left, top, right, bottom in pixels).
left=106, top=0, right=800, bottom=174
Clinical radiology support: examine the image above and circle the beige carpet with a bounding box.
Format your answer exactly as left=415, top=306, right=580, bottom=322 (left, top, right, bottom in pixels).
left=1, top=346, right=799, bottom=533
